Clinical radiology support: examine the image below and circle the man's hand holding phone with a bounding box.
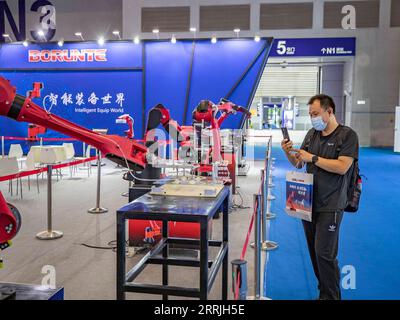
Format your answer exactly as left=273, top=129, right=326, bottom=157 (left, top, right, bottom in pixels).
left=281, top=139, right=294, bottom=154
left=281, top=139, right=305, bottom=169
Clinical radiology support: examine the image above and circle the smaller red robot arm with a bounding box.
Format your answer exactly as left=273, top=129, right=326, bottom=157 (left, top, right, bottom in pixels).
left=216, top=99, right=252, bottom=127
left=116, top=114, right=134, bottom=139
left=0, top=192, right=21, bottom=250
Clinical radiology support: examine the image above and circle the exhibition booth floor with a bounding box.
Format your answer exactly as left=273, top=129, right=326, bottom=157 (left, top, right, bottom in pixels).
left=0, top=160, right=262, bottom=300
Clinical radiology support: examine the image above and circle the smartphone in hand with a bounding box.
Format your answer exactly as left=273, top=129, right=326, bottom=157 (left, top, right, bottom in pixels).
left=281, top=127, right=290, bottom=142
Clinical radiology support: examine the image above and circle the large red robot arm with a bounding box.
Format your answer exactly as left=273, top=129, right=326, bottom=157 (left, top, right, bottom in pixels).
left=0, top=77, right=147, bottom=171
left=0, top=192, right=21, bottom=248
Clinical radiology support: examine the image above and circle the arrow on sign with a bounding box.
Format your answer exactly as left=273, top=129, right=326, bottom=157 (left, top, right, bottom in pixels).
left=321, top=48, right=327, bottom=54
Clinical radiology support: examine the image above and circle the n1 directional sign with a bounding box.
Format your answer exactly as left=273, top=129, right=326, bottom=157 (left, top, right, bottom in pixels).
left=270, top=38, right=356, bottom=57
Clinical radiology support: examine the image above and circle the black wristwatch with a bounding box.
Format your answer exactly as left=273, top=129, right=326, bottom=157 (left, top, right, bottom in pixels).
left=312, top=155, right=319, bottom=164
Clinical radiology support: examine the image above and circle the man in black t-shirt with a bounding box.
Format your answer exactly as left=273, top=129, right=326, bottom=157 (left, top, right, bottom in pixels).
left=281, top=94, right=359, bottom=300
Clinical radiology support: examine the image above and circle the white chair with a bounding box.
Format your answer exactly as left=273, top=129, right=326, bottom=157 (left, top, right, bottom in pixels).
left=8, top=144, right=23, bottom=159
left=23, top=151, right=40, bottom=194
left=8, top=144, right=26, bottom=169
left=62, top=143, right=75, bottom=160
left=63, top=143, right=77, bottom=177
left=74, top=144, right=93, bottom=177
left=0, top=157, right=20, bottom=197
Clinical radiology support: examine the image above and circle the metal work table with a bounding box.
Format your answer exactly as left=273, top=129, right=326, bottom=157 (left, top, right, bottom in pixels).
left=0, top=283, right=64, bottom=300
left=116, top=186, right=230, bottom=300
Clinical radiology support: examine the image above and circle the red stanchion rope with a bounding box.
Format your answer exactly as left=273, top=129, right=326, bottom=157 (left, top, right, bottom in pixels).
left=3, top=136, right=77, bottom=142
left=3, top=137, right=172, bottom=144
left=0, top=156, right=97, bottom=182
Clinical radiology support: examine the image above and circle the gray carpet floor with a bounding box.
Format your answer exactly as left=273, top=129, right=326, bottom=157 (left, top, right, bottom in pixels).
left=0, top=160, right=267, bottom=300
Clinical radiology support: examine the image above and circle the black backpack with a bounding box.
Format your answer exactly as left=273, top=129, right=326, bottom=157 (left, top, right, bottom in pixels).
left=304, top=126, right=362, bottom=213
left=344, top=159, right=362, bottom=212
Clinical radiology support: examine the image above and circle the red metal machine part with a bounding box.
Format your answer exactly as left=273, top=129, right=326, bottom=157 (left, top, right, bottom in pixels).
left=191, top=99, right=251, bottom=174
left=0, top=77, right=147, bottom=171
left=145, top=99, right=251, bottom=171
left=116, top=114, right=134, bottom=139
left=28, top=124, right=47, bottom=141
left=129, top=100, right=250, bottom=246
left=0, top=192, right=21, bottom=249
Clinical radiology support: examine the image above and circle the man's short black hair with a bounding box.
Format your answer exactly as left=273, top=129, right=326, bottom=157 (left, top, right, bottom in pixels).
left=308, top=94, right=336, bottom=114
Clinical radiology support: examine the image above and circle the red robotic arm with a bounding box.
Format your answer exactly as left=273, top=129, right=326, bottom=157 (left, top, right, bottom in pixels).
left=216, top=99, right=252, bottom=127
left=116, top=114, right=134, bottom=139
left=0, top=77, right=147, bottom=171
left=0, top=192, right=21, bottom=249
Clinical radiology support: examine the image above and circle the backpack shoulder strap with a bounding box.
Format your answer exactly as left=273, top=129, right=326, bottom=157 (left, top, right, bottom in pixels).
left=335, top=125, right=351, bottom=148
left=303, top=128, right=317, bottom=152
left=336, top=125, right=359, bottom=164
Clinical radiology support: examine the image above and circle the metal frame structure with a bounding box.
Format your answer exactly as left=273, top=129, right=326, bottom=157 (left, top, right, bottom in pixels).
left=116, top=186, right=230, bottom=300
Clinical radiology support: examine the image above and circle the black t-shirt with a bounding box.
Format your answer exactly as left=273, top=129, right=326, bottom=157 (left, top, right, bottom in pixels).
left=300, top=125, right=359, bottom=212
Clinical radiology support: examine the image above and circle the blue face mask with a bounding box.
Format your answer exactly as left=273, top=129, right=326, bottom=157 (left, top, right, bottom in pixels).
left=311, top=116, right=328, bottom=131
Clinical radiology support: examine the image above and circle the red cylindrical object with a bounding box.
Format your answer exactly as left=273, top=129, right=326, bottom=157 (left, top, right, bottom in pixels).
left=0, top=192, right=18, bottom=243
left=128, top=220, right=211, bottom=246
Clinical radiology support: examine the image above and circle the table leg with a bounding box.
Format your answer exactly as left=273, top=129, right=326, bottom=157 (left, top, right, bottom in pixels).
left=222, top=195, right=229, bottom=300
left=116, top=214, right=126, bottom=300
left=200, top=220, right=209, bottom=300
left=162, top=220, right=169, bottom=300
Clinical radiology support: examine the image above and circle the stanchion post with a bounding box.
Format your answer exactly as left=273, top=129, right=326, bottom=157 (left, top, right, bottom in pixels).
left=254, top=194, right=261, bottom=299
left=88, top=150, right=108, bottom=214
left=261, top=169, right=267, bottom=243
left=231, top=260, right=248, bottom=300
left=36, top=165, right=63, bottom=240
left=267, top=140, right=275, bottom=200
left=262, top=139, right=279, bottom=252
left=265, top=138, right=276, bottom=220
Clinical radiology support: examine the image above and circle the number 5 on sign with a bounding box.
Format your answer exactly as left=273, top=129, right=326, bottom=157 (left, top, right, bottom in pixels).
left=276, top=41, right=287, bottom=55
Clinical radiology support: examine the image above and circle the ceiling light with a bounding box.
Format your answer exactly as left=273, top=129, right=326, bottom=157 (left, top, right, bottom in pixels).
left=171, top=34, right=177, bottom=44
left=74, top=32, right=84, bottom=41
left=112, top=30, right=122, bottom=40
left=133, top=36, right=140, bottom=44
left=152, top=28, right=160, bottom=40
left=211, top=35, right=217, bottom=44
left=98, top=36, right=105, bottom=46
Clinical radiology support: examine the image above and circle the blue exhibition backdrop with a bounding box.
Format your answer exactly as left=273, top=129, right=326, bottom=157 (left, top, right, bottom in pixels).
left=0, top=38, right=272, bottom=155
